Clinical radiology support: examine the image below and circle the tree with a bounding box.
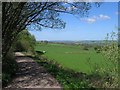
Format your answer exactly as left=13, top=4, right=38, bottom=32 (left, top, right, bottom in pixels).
left=14, top=29, right=36, bottom=53
left=2, top=2, right=101, bottom=58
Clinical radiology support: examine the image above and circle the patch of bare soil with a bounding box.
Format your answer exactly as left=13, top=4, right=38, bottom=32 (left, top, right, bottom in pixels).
left=5, top=52, right=62, bottom=89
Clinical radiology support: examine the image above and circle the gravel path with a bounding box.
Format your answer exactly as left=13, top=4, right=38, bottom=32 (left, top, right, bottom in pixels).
left=5, top=52, right=62, bottom=89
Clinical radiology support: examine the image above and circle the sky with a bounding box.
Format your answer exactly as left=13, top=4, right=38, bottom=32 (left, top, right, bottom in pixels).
left=28, top=2, right=118, bottom=41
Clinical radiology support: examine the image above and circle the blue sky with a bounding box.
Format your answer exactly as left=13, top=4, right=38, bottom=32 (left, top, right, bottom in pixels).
left=28, top=2, right=118, bottom=41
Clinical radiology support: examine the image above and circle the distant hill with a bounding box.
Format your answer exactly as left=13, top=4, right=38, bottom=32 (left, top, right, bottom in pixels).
left=47, top=40, right=117, bottom=45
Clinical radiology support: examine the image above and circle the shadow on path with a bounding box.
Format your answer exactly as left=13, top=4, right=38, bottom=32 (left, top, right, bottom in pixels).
left=5, top=52, right=61, bottom=89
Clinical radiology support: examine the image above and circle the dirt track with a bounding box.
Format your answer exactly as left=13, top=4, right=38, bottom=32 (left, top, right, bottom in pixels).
left=5, top=52, right=61, bottom=89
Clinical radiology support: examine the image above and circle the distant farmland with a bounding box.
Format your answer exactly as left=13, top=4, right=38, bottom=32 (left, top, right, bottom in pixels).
left=35, top=42, right=114, bottom=74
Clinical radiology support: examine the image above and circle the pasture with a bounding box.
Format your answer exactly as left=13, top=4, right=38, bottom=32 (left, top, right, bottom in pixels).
left=35, top=43, right=113, bottom=74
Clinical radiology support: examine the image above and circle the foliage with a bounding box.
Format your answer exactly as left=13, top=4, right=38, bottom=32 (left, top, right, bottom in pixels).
left=102, top=32, right=118, bottom=67
left=94, top=45, right=101, bottom=53
left=87, top=31, right=118, bottom=88
left=100, top=31, right=118, bottom=88
left=2, top=73, right=11, bottom=87
left=82, top=45, right=89, bottom=50
left=14, top=29, right=36, bottom=54
left=2, top=50, right=18, bottom=87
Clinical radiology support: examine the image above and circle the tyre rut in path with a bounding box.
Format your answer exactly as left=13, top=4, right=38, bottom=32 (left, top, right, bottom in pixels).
left=5, top=52, right=61, bottom=89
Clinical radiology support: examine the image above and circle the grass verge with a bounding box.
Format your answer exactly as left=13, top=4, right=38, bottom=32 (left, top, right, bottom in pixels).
left=31, top=55, right=98, bottom=89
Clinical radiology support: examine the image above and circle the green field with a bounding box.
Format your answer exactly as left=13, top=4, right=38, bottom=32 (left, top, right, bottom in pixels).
left=35, top=43, right=113, bottom=74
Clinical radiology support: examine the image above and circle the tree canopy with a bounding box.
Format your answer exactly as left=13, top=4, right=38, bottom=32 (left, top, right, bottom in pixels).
left=2, top=2, right=101, bottom=57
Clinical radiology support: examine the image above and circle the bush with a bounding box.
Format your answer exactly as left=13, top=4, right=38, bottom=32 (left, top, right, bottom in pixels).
left=88, top=32, right=118, bottom=88
left=85, top=32, right=118, bottom=88
left=83, top=45, right=89, bottom=50
left=2, top=73, right=11, bottom=87
left=96, top=50, right=100, bottom=53
left=94, top=46, right=101, bottom=51
left=94, top=47, right=97, bottom=51
left=100, top=32, right=118, bottom=87
left=2, top=50, right=18, bottom=87
left=94, top=46, right=101, bottom=53
left=15, top=40, right=26, bottom=52
left=14, top=30, right=36, bottom=54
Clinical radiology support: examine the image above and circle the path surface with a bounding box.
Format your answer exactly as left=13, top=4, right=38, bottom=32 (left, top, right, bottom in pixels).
left=5, top=52, right=61, bottom=89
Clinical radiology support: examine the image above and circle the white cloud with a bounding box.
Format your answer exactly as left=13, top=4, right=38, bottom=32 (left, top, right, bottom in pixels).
left=81, top=18, right=96, bottom=23
left=80, top=14, right=111, bottom=23
left=98, top=14, right=111, bottom=19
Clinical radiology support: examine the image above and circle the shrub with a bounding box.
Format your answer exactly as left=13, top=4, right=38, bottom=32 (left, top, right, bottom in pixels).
left=90, top=32, right=118, bottom=88
left=94, top=46, right=101, bottom=53
left=85, top=31, right=118, bottom=88
left=96, top=49, right=100, bottom=53
left=83, top=45, right=89, bottom=50
left=2, top=73, right=11, bottom=87
left=100, top=32, right=118, bottom=88
left=15, top=40, right=26, bottom=52
left=2, top=50, right=18, bottom=87
left=14, top=30, right=36, bottom=54
left=94, top=47, right=97, bottom=51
